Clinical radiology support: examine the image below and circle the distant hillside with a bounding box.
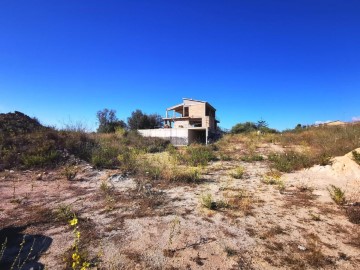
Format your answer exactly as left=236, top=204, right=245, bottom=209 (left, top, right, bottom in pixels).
left=0, top=111, right=46, bottom=134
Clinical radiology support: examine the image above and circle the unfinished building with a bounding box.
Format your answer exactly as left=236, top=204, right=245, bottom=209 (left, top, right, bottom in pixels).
left=138, top=98, right=220, bottom=145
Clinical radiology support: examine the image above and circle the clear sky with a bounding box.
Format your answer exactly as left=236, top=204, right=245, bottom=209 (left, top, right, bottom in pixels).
left=0, top=0, right=359, bottom=131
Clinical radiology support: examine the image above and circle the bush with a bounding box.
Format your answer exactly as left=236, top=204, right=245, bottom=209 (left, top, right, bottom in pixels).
left=63, top=165, right=78, bottom=180
left=178, top=144, right=216, bottom=166
left=327, top=185, right=346, bottom=205
left=268, top=151, right=311, bottom=172
left=91, top=146, right=121, bottom=169
left=201, top=194, right=217, bottom=210
left=22, top=150, right=61, bottom=168
left=352, top=151, right=360, bottom=165
left=346, top=205, right=360, bottom=224
left=117, top=149, right=139, bottom=172
left=230, top=166, right=245, bottom=179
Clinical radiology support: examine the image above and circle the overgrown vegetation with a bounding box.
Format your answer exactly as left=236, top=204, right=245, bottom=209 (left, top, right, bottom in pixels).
left=0, top=111, right=169, bottom=170
left=230, top=120, right=278, bottom=134
left=268, top=151, right=311, bottom=173
left=175, top=144, right=216, bottom=166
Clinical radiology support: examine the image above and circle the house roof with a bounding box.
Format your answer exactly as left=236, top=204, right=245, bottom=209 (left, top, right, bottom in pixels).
left=166, top=98, right=216, bottom=111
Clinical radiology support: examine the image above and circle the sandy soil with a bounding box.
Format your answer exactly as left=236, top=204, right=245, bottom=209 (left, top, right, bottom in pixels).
left=0, top=146, right=359, bottom=269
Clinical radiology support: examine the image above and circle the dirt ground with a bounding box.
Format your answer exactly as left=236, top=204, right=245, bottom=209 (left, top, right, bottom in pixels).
left=0, top=145, right=359, bottom=269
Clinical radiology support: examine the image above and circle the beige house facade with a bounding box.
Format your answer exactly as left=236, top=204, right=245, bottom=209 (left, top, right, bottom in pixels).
left=138, top=98, right=220, bottom=145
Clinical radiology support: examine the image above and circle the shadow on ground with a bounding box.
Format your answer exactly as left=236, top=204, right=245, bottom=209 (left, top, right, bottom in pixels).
left=0, top=226, right=52, bottom=270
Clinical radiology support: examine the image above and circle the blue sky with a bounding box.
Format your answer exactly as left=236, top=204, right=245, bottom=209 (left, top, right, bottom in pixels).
left=0, top=0, right=359, bottom=131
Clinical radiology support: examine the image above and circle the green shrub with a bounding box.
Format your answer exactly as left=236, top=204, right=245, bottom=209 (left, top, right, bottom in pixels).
left=268, top=151, right=311, bottom=172
left=201, top=194, right=228, bottom=210
left=230, top=166, right=245, bottom=179
left=327, top=185, right=346, bottom=205
left=352, top=151, right=360, bottom=165
left=179, top=144, right=216, bottom=166
left=117, top=149, right=139, bottom=172
left=318, top=153, right=332, bottom=166
left=201, top=194, right=217, bottom=210
left=54, top=204, right=74, bottom=222
left=22, top=150, right=61, bottom=168
left=63, top=165, right=78, bottom=180
left=91, top=146, right=120, bottom=169
left=263, top=171, right=285, bottom=191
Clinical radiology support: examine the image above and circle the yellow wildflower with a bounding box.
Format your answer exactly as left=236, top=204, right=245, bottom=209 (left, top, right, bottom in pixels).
left=72, top=252, right=80, bottom=262
left=69, top=217, right=78, bottom=226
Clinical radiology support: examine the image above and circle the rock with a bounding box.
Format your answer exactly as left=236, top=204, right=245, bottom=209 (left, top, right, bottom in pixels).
left=298, top=245, right=306, bottom=251
left=36, top=173, right=42, bottom=180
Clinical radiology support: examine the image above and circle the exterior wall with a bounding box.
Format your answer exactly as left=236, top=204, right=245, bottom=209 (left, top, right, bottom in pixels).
left=188, top=103, right=205, bottom=118
left=203, top=116, right=215, bottom=130
left=173, top=120, right=190, bottom=128
left=138, top=128, right=189, bottom=146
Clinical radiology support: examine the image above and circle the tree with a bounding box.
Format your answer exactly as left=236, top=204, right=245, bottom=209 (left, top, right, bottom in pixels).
left=230, top=122, right=257, bottom=134
left=257, top=119, right=268, bottom=129
left=96, top=108, right=126, bottom=133
left=230, top=120, right=278, bottom=134
left=127, top=109, right=163, bottom=130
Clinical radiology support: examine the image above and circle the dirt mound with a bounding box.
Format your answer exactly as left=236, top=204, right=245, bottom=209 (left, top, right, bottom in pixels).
left=331, top=147, right=360, bottom=177
left=0, top=111, right=45, bottom=134
left=284, top=148, right=360, bottom=203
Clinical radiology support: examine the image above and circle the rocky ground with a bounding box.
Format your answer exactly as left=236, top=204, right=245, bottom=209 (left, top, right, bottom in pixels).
left=0, top=144, right=359, bottom=269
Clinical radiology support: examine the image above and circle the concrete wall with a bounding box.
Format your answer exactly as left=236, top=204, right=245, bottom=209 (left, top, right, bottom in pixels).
left=174, top=120, right=190, bottom=128
left=188, top=103, right=205, bottom=118
left=138, top=128, right=189, bottom=146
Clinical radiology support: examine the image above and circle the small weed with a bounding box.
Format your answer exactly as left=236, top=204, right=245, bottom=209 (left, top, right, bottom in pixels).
left=260, top=225, right=286, bottom=239
left=327, top=185, right=346, bottom=205
left=201, top=194, right=217, bottom=210
left=200, top=194, right=228, bottom=210
left=224, top=246, right=238, bottom=257
left=305, top=234, right=331, bottom=267
left=230, top=166, right=245, bottom=179
left=55, top=204, right=74, bottom=223
left=263, top=171, right=285, bottom=191
left=99, top=181, right=116, bottom=211
left=309, top=212, right=321, bottom=221
left=168, top=216, right=181, bottom=246
left=63, top=165, right=78, bottom=180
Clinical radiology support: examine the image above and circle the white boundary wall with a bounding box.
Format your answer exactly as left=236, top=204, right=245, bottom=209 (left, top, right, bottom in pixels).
left=138, top=128, right=189, bottom=146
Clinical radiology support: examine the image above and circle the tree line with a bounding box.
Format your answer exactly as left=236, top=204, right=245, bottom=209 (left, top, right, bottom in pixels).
left=96, top=108, right=162, bottom=133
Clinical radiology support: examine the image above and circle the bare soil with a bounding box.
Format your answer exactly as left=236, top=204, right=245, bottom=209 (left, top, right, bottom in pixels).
left=1, top=145, right=359, bottom=269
